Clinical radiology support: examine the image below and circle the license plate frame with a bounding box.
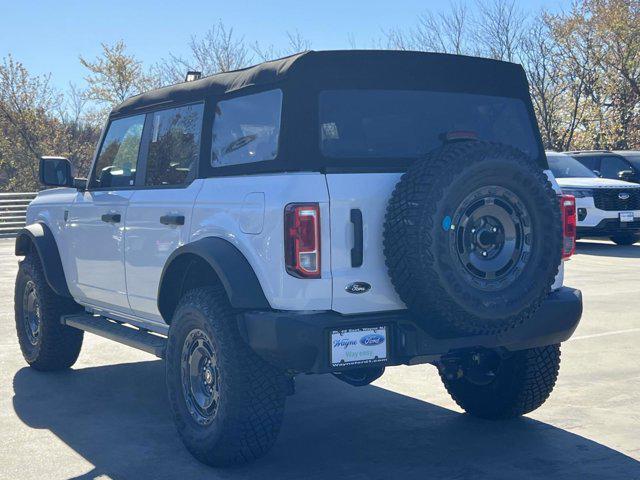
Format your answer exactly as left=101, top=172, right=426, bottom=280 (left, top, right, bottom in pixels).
left=330, top=326, right=388, bottom=368
left=620, top=211, right=635, bottom=223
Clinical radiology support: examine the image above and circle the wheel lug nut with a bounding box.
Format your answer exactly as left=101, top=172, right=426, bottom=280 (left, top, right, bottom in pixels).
left=482, top=251, right=488, bottom=257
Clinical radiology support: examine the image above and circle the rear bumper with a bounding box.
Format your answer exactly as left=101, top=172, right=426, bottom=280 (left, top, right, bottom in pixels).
left=238, top=287, right=583, bottom=374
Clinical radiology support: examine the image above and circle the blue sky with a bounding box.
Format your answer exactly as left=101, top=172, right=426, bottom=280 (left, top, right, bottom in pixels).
left=1, top=0, right=570, bottom=91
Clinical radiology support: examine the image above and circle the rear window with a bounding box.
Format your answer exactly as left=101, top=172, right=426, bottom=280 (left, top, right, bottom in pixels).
left=319, top=90, right=538, bottom=160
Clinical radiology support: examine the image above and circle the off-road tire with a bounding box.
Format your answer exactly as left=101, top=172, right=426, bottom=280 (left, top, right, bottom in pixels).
left=439, top=344, right=561, bottom=419
left=165, top=286, right=286, bottom=467
left=14, top=255, right=84, bottom=371
left=384, top=141, right=562, bottom=336
left=610, top=233, right=640, bottom=246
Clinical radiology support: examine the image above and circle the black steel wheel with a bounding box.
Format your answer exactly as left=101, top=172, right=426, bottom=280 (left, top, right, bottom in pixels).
left=22, top=280, right=42, bottom=346
left=451, top=185, right=532, bottom=291
left=181, top=329, right=220, bottom=425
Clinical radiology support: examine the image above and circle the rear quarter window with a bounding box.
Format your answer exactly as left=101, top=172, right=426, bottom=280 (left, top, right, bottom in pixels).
left=211, top=89, right=282, bottom=167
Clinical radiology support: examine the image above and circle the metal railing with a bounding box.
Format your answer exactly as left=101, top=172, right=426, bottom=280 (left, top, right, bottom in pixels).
left=0, top=192, right=37, bottom=238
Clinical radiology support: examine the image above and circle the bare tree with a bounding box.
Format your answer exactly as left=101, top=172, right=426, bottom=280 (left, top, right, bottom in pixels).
left=154, top=21, right=251, bottom=86
left=252, top=30, right=312, bottom=62
left=414, top=2, right=471, bottom=54
left=384, top=2, right=471, bottom=54
left=474, top=0, right=528, bottom=62
left=521, top=17, right=566, bottom=149
left=347, top=33, right=358, bottom=49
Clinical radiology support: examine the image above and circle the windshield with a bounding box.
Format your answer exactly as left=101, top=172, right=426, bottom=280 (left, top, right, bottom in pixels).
left=319, top=89, right=539, bottom=160
left=547, top=153, right=597, bottom=178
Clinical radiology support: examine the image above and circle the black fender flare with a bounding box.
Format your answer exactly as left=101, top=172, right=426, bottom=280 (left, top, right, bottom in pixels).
left=158, top=237, right=270, bottom=319
left=15, top=223, right=71, bottom=297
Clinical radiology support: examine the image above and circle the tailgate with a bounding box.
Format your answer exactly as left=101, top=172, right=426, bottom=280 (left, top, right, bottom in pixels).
left=326, top=173, right=406, bottom=314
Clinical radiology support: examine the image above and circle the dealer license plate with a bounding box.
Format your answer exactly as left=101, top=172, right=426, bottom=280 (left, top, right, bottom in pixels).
left=331, top=326, right=388, bottom=367
left=620, top=211, right=635, bottom=223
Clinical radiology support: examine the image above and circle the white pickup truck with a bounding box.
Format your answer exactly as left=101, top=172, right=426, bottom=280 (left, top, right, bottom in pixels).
left=14, top=50, right=582, bottom=467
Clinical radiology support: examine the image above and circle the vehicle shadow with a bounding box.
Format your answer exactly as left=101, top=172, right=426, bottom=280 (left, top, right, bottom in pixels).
left=12, top=361, right=640, bottom=480
left=576, top=240, right=640, bottom=258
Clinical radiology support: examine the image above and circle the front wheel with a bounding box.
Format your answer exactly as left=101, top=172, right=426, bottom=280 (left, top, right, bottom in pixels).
left=165, top=286, right=286, bottom=467
left=14, top=255, right=84, bottom=371
left=438, top=345, right=561, bottom=419
left=610, top=233, right=640, bottom=246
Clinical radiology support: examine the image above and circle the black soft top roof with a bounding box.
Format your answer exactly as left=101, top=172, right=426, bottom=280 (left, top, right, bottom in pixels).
left=111, top=50, right=531, bottom=117
left=110, top=50, right=545, bottom=174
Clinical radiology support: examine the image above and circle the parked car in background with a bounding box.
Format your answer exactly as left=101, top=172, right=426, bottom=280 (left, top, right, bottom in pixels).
left=567, top=150, right=640, bottom=184
left=547, top=151, right=640, bottom=245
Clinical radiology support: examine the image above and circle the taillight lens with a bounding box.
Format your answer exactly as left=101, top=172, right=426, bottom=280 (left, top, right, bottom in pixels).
left=560, top=194, right=576, bottom=259
left=285, top=203, right=320, bottom=278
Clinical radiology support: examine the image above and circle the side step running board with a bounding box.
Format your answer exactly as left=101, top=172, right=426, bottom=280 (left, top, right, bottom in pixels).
left=62, top=313, right=167, bottom=358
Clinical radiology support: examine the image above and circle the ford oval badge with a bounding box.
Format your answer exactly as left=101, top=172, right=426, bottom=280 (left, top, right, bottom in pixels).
left=360, top=333, right=385, bottom=346
left=345, top=282, right=371, bottom=294
left=619, top=192, right=630, bottom=200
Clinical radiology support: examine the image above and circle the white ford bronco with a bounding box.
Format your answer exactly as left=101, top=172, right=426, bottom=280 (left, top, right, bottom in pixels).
left=15, top=51, right=582, bottom=467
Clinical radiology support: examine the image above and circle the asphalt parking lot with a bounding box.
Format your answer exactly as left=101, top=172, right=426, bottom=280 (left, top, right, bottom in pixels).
left=0, top=237, right=639, bottom=480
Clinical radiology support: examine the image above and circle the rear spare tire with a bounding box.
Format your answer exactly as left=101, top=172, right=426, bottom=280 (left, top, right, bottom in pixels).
left=384, top=141, right=562, bottom=335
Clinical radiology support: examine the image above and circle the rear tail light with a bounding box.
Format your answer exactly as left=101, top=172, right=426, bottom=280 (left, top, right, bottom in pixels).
left=560, top=194, right=576, bottom=259
left=285, top=203, right=320, bottom=278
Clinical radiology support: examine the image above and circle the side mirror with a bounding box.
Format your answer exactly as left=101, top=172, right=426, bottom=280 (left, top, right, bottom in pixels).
left=40, top=156, right=72, bottom=187
left=618, top=169, right=635, bottom=181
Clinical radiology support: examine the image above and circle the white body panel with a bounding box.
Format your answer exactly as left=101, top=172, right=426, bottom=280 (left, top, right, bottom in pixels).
left=326, top=173, right=405, bottom=314
left=65, top=190, right=134, bottom=312
left=190, top=173, right=332, bottom=311
left=124, top=181, right=203, bottom=323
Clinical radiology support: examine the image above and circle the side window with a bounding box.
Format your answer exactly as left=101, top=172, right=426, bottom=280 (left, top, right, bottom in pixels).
left=91, top=115, right=145, bottom=188
left=574, top=155, right=599, bottom=171
left=143, top=103, right=204, bottom=186
left=211, top=89, right=282, bottom=167
left=600, top=156, right=630, bottom=179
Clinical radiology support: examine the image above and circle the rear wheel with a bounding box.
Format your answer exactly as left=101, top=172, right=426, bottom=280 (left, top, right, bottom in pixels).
left=165, top=286, right=286, bottom=467
left=14, top=255, right=84, bottom=371
left=438, top=345, right=561, bottom=419
left=610, top=233, right=640, bottom=246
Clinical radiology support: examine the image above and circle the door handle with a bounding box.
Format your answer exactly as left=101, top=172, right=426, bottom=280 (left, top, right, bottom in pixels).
left=160, top=214, right=185, bottom=226
left=350, top=209, right=363, bottom=267
left=101, top=213, right=121, bottom=224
